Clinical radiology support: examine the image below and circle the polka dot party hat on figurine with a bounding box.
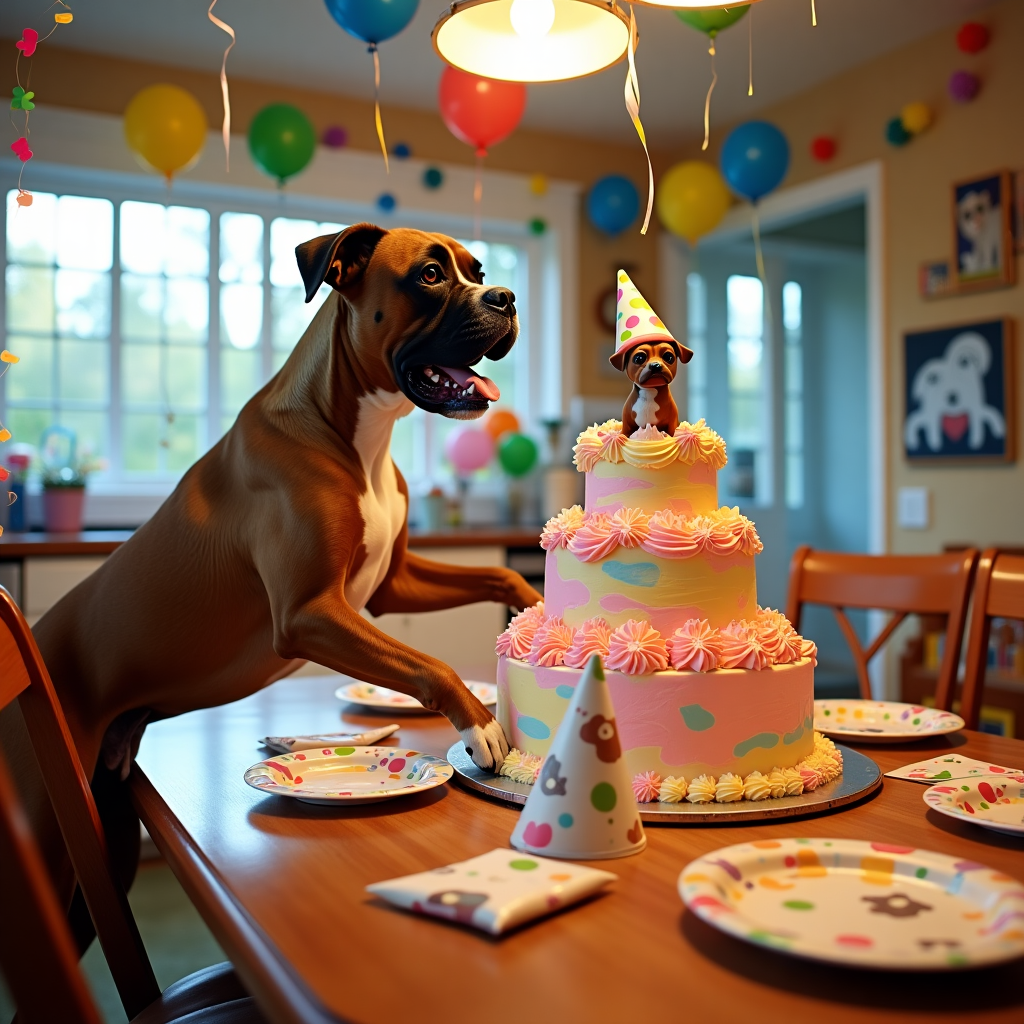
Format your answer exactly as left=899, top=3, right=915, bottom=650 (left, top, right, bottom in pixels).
left=510, top=655, right=646, bottom=860
left=609, top=269, right=692, bottom=371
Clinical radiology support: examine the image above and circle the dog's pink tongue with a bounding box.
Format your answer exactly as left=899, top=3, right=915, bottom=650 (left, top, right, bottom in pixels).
left=440, top=365, right=500, bottom=402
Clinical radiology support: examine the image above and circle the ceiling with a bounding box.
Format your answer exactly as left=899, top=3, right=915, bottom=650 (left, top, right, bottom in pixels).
left=1, top=0, right=999, bottom=148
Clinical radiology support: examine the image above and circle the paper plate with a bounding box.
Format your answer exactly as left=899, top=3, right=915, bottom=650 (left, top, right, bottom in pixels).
left=679, top=838, right=1024, bottom=970
left=335, top=679, right=496, bottom=713
left=924, top=775, right=1024, bottom=836
left=243, top=746, right=453, bottom=805
left=814, top=700, right=964, bottom=743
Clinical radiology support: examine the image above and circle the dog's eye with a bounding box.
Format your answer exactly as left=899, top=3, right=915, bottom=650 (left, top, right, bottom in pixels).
left=664, top=351, right=675, bottom=364
left=419, top=264, right=443, bottom=285
left=632, top=351, right=647, bottom=365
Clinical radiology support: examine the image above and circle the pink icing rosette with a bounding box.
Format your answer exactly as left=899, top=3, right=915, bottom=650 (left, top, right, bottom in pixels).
left=495, top=602, right=545, bottom=659
left=568, top=513, right=619, bottom=562
left=642, top=510, right=702, bottom=558
left=718, top=620, right=771, bottom=671
left=755, top=607, right=801, bottom=664
left=632, top=771, right=662, bottom=803
left=540, top=504, right=585, bottom=551
left=800, top=637, right=818, bottom=666
left=606, top=619, right=669, bottom=674
left=609, top=507, right=650, bottom=548
left=798, top=766, right=820, bottom=792
left=563, top=617, right=612, bottom=669
left=528, top=615, right=575, bottom=668
left=667, top=618, right=723, bottom=672
left=572, top=430, right=604, bottom=472
left=598, top=427, right=628, bottom=463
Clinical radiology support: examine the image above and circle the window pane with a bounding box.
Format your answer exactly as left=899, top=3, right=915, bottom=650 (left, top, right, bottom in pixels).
left=783, top=281, right=802, bottom=332
left=58, top=340, right=109, bottom=403
left=5, top=336, right=53, bottom=400
left=221, top=283, right=263, bottom=350
left=55, top=410, right=107, bottom=463
left=120, top=201, right=165, bottom=274
left=56, top=196, right=113, bottom=271
left=726, top=275, right=763, bottom=338
left=785, top=397, right=803, bottom=450
left=270, top=218, right=319, bottom=286
left=123, top=413, right=161, bottom=472
left=165, top=278, right=209, bottom=344
left=219, top=213, right=263, bottom=284
left=271, top=284, right=320, bottom=351
left=8, top=407, right=50, bottom=452
left=165, top=207, right=210, bottom=277
left=167, top=347, right=205, bottom=409
left=6, top=265, right=54, bottom=333
left=686, top=272, right=707, bottom=395
left=122, top=344, right=162, bottom=405
left=786, top=452, right=804, bottom=509
left=7, top=189, right=56, bottom=264
left=221, top=347, right=261, bottom=413
left=166, top=414, right=202, bottom=473
left=121, top=274, right=163, bottom=341
left=785, top=343, right=803, bottom=394
left=55, top=269, right=111, bottom=338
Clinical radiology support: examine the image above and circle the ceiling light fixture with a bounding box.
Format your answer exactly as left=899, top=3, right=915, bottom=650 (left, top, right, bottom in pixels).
left=432, top=0, right=632, bottom=83
left=632, top=0, right=762, bottom=7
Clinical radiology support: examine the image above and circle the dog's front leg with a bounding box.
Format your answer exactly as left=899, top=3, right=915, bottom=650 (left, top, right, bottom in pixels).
left=270, top=593, right=508, bottom=769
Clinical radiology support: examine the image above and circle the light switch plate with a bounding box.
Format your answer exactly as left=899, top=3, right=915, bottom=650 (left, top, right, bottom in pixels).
left=897, top=486, right=930, bottom=529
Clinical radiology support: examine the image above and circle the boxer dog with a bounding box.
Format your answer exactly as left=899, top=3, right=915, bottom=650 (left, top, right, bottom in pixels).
left=3, top=224, right=542, bottom=928
left=613, top=340, right=682, bottom=437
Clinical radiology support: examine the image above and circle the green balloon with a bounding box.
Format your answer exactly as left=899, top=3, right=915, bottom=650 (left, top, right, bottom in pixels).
left=497, top=433, right=538, bottom=478
left=248, top=104, right=316, bottom=183
left=675, top=5, right=749, bottom=38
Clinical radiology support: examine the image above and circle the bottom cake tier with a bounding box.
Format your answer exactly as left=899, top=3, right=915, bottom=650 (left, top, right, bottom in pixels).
left=497, top=655, right=816, bottom=781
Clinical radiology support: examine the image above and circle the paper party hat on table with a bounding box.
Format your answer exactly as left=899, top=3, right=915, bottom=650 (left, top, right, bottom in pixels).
left=609, top=269, right=692, bottom=371
left=510, top=655, right=646, bottom=860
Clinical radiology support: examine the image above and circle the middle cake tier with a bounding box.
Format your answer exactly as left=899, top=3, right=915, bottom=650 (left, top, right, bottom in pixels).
left=542, top=506, right=762, bottom=633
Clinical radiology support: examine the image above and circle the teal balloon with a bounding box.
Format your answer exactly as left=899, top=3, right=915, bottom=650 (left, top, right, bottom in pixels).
left=248, top=104, right=317, bottom=183
left=676, top=5, right=749, bottom=37
left=323, top=0, right=419, bottom=44
left=498, top=433, right=538, bottom=478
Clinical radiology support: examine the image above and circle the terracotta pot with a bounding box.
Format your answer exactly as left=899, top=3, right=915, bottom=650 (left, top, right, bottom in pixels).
left=43, top=487, right=86, bottom=533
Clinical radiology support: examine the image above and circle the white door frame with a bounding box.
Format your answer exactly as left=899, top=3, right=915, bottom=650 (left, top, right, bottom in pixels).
left=659, top=160, right=886, bottom=556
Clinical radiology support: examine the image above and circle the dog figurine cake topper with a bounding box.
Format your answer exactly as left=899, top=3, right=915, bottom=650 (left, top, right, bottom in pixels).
left=609, top=270, right=692, bottom=437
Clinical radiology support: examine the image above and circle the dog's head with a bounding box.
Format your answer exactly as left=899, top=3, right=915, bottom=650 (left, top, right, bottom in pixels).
left=295, top=224, right=517, bottom=419
left=957, top=189, right=992, bottom=243
left=617, top=341, right=681, bottom=389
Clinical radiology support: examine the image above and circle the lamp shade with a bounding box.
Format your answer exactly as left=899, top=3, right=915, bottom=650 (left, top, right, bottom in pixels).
left=633, top=0, right=762, bottom=7
left=433, top=0, right=631, bottom=83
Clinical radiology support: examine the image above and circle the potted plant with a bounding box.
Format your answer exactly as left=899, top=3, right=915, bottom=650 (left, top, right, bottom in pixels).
left=39, top=426, right=103, bottom=534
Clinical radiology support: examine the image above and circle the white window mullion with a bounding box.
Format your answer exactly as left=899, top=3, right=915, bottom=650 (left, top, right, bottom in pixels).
left=208, top=207, right=222, bottom=447
left=261, top=214, right=273, bottom=385
left=108, top=201, right=123, bottom=485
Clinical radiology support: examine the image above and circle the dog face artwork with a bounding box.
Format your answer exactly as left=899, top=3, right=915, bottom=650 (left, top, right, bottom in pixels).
left=952, top=173, right=1013, bottom=287
left=904, top=325, right=1011, bottom=459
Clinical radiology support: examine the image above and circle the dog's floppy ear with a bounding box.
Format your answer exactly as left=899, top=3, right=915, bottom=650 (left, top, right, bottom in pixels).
left=295, top=223, right=386, bottom=303
left=946, top=331, right=991, bottom=374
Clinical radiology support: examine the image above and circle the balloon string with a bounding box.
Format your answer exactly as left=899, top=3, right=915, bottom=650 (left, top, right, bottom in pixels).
left=811, top=0, right=817, bottom=26
left=702, top=40, right=717, bottom=152
left=370, top=45, right=390, bottom=174
left=751, top=204, right=773, bottom=331
left=473, top=151, right=484, bottom=241
left=208, top=0, right=235, bottom=172
left=624, top=5, right=653, bottom=235
left=748, top=9, right=754, bottom=96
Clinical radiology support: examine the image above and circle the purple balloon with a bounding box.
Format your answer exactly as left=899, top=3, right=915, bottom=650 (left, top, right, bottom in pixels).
left=949, top=70, right=980, bottom=103
left=445, top=427, right=495, bottom=475
left=322, top=125, right=348, bottom=148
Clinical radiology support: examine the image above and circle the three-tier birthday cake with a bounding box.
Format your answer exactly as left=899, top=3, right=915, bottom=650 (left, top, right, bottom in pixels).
left=493, top=271, right=841, bottom=805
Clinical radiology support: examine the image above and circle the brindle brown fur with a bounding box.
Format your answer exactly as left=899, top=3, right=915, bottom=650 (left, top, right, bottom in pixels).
left=618, top=341, right=681, bottom=437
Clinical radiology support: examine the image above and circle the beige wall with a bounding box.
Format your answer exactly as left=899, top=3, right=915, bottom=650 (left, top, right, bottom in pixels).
left=667, top=0, right=1024, bottom=553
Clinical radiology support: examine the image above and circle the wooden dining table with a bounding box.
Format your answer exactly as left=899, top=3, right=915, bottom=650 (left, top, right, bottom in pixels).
left=130, top=674, right=1024, bottom=1024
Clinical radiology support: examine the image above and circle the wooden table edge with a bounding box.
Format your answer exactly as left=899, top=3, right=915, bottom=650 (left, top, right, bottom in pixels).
left=129, top=765, right=345, bottom=1024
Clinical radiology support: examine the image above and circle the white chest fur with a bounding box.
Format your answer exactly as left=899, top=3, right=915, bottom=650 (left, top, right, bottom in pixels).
left=344, top=389, right=415, bottom=611
left=632, top=386, right=659, bottom=428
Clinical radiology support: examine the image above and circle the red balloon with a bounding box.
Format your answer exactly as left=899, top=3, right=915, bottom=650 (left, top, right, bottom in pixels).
left=956, top=22, right=989, bottom=53
left=439, top=67, right=526, bottom=156
left=810, top=136, right=837, bottom=162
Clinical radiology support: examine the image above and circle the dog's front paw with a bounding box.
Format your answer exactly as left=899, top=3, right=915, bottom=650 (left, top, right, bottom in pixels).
left=460, top=720, right=510, bottom=772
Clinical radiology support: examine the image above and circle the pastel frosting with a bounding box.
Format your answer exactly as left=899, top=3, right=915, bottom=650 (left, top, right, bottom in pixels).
left=573, top=418, right=727, bottom=473
left=540, top=504, right=585, bottom=551
left=718, top=620, right=771, bottom=671
left=605, top=619, right=669, bottom=675
left=563, top=617, right=612, bottom=669
left=495, top=602, right=545, bottom=660
left=658, top=776, right=688, bottom=803
left=529, top=616, right=575, bottom=668
left=667, top=618, right=722, bottom=672
left=632, top=771, right=662, bottom=803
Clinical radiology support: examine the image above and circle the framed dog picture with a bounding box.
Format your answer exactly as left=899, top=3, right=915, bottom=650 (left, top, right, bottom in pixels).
left=904, top=319, right=1016, bottom=464
left=952, top=171, right=1016, bottom=291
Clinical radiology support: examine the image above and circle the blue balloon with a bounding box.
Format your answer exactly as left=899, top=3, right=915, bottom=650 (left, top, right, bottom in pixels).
left=719, top=121, right=790, bottom=203
left=587, top=175, right=640, bottom=236
left=324, top=0, right=419, bottom=44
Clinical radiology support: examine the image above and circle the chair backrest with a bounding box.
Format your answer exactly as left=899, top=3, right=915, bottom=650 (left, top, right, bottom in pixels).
left=960, top=550, right=1024, bottom=730
left=0, top=585, right=160, bottom=1020
left=785, top=546, right=978, bottom=704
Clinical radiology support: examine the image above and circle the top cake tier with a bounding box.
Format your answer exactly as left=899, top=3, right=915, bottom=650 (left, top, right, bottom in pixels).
left=574, top=419, right=727, bottom=516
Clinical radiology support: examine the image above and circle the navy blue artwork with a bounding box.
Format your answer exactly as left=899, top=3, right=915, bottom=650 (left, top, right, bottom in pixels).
left=904, top=320, right=1013, bottom=461
left=954, top=175, right=1005, bottom=283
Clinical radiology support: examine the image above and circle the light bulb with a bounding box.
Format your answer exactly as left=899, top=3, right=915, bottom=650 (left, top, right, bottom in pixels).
left=510, top=0, right=555, bottom=39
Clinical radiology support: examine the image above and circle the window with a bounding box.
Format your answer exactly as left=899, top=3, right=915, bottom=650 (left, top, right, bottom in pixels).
left=3, top=185, right=533, bottom=498
left=782, top=280, right=804, bottom=510
left=685, top=271, right=707, bottom=423
left=726, top=274, right=764, bottom=501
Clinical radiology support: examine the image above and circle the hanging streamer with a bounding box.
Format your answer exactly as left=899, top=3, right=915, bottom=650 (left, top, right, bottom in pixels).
left=811, top=0, right=817, bottom=27
left=369, top=44, right=390, bottom=174
left=473, top=151, right=484, bottom=241
left=702, top=38, right=717, bottom=152
left=748, top=9, right=754, bottom=96
left=207, top=0, right=235, bottom=171
left=624, top=6, right=653, bottom=236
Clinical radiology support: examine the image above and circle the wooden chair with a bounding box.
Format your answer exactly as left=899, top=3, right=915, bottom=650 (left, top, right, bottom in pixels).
left=785, top=546, right=978, bottom=704
left=960, top=550, right=1024, bottom=731
left=0, top=586, right=265, bottom=1023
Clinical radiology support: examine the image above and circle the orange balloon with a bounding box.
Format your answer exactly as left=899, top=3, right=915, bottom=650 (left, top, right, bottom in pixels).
left=484, top=409, right=520, bottom=442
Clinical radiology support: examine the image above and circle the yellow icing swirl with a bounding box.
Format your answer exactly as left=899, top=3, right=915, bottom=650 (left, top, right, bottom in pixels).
left=742, top=771, right=772, bottom=801
left=781, top=766, right=805, bottom=796
left=658, top=776, right=688, bottom=803
left=686, top=774, right=716, bottom=804
left=621, top=433, right=682, bottom=471
left=715, top=773, right=745, bottom=802
left=767, top=768, right=787, bottom=800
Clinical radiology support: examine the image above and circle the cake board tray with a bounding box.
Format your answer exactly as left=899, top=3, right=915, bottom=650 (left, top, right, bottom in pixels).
left=447, top=743, right=881, bottom=824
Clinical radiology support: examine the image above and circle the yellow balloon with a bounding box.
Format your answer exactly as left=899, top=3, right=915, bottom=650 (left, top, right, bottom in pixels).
left=124, top=84, right=208, bottom=180
left=656, top=161, right=731, bottom=245
left=900, top=101, right=932, bottom=135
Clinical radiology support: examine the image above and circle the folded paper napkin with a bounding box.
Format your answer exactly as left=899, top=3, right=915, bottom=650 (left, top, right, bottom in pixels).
left=885, top=753, right=1023, bottom=784
left=259, top=724, right=400, bottom=753
left=366, top=848, right=617, bottom=935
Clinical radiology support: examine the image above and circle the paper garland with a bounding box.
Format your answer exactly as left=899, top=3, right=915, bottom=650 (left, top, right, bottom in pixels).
left=207, top=0, right=236, bottom=171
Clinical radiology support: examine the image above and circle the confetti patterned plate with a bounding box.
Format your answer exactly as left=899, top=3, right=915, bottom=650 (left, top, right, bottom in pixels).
left=335, top=679, right=496, bottom=713
left=924, top=775, right=1024, bottom=836
left=243, top=746, right=453, bottom=805
left=814, top=700, right=964, bottom=743
left=679, top=838, right=1024, bottom=970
